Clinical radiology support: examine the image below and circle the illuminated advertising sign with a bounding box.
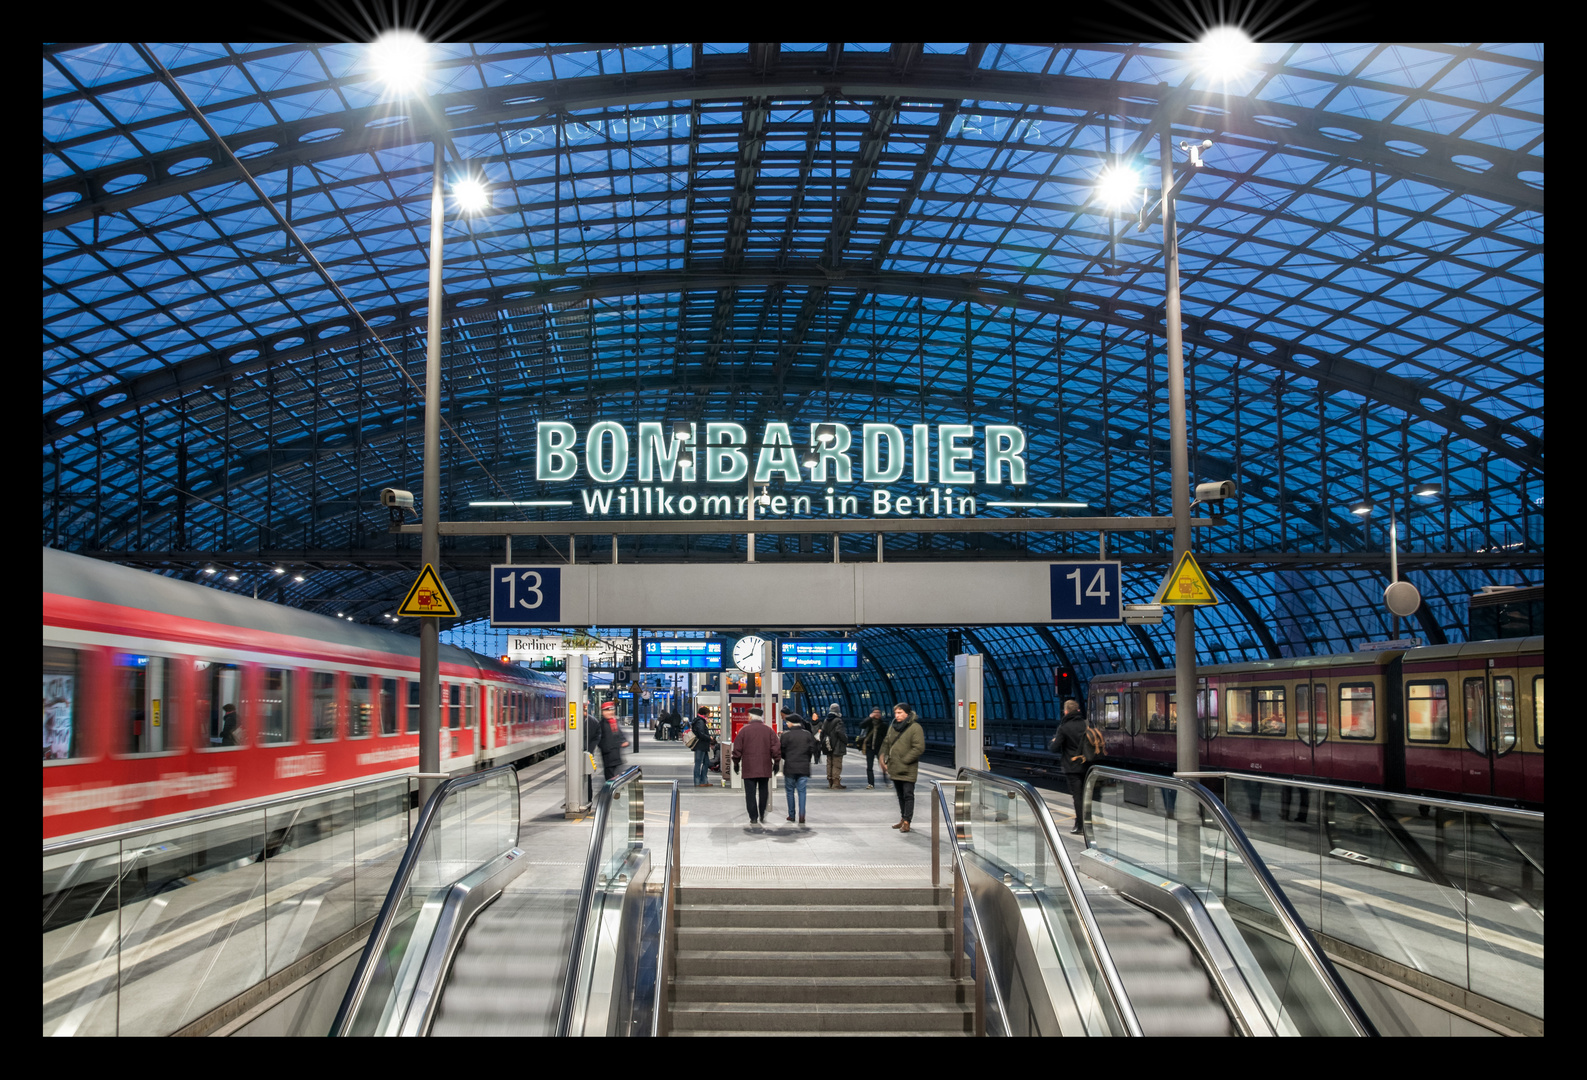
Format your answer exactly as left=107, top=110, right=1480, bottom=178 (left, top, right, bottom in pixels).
left=642, top=640, right=724, bottom=671
left=779, top=640, right=861, bottom=670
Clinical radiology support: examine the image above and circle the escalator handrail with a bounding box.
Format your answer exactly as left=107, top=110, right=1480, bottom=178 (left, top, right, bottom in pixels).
left=932, top=781, right=1013, bottom=1036
left=646, top=779, right=680, bottom=1037
left=1173, top=771, right=1543, bottom=825
left=957, top=767, right=1144, bottom=1038
left=1085, top=765, right=1377, bottom=1037
left=556, top=765, right=643, bottom=1037
left=330, top=764, right=521, bottom=1037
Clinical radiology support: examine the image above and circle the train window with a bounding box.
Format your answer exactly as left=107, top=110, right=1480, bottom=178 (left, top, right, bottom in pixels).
left=1313, top=684, right=1329, bottom=743
left=1339, top=685, right=1375, bottom=739
left=1533, top=676, right=1544, bottom=748
left=380, top=678, right=398, bottom=735
left=1198, top=687, right=1218, bottom=738
left=43, top=646, right=82, bottom=761
left=1102, top=693, right=1122, bottom=730
left=1255, top=688, right=1286, bottom=736
left=463, top=685, right=476, bottom=730
left=118, top=653, right=175, bottom=754
left=1463, top=678, right=1487, bottom=755
left=1296, top=684, right=1311, bottom=745
left=1406, top=682, right=1450, bottom=743
left=197, top=661, right=243, bottom=748
left=407, top=680, right=420, bottom=734
left=1226, top=689, right=1253, bottom=735
left=1147, top=692, right=1170, bottom=732
left=311, top=672, right=338, bottom=741
left=349, top=675, right=372, bottom=738
left=448, top=683, right=461, bottom=729
left=1494, top=677, right=1516, bottom=756
left=260, top=668, right=292, bottom=743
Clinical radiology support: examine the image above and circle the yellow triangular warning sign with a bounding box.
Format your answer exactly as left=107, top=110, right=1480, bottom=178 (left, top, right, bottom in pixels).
left=397, top=563, right=460, bottom=618
left=1153, top=551, right=1219, bottom=606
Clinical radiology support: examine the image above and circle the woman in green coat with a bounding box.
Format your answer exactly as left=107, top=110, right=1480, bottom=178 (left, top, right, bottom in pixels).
left=879, top=703, right=926, bottom=833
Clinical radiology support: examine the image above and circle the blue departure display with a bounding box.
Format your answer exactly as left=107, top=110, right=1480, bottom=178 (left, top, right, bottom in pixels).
left=779, top=640, right=860, bottom=669
left=642, top=640, right=723, bottom=670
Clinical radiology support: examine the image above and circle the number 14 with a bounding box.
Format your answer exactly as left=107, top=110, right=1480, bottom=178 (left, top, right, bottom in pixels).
left=1065, top=568, right=1111, bottom=607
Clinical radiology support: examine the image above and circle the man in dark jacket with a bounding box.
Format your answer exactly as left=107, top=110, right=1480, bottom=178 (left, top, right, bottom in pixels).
left=1052, top=699, right=1090, bottom=834
left=859, top=707, right=888, bottom=789
left=821, top=703, right=848, bottom=789
left=590, top=701, right=627, bottom=782
left=689, top=707, right=714, bottom=787
left=731, top=706, right=781, bottom=827
left=779, top=712, right=818, bottom=824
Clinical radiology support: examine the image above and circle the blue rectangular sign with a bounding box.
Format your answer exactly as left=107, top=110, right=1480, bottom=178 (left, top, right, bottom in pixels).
left=642, top=640, right=723, bottom=670
left=490, top=566, right=562, bottom=626
left=779, top=639, right=861, bottom=670
left=1048, top=562, right=1123, bottom=623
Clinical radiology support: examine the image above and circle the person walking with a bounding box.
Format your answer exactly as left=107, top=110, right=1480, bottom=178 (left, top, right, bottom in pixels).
left=1051, top=699, right=1090, bottom=834
left=779, top=711, right=818, bottom=824
left=859, top=707, right=888, bottom=789
left=879, top=703, right=925, bottom=833
left=591, top=700, right=628, bottom=782
left=731, top=705, right=780, bottom=828
left=821, top=703, right=849, bottom=789
left=689, top=706, right=714, bottom=788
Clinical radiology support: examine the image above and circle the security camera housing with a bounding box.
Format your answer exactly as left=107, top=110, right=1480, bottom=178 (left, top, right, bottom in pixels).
left=1194, top=480, right=1237, bottom=502
left=381, top=487, right=415, bottom=509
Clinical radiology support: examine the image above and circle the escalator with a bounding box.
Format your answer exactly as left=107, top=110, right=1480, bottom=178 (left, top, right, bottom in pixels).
left=332, top=766, right=678, bottom=1037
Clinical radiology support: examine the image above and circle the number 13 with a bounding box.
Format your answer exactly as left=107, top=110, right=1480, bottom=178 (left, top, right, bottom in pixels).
left=500, top=570, right=544, bottom=610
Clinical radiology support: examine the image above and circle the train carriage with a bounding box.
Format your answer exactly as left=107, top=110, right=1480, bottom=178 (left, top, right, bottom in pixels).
left=1085, top=637, right=1543, bottom=807
left=43, top=548, right=566, bottom=843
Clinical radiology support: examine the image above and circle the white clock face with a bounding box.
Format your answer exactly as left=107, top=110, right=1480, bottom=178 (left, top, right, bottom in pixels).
left=733, top=635, right=767, bottom=673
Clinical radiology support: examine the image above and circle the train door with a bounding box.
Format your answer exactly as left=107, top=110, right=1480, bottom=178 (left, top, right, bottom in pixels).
left=1308, top=681, right=1332, bottom=778
left=1459, top=662, right=1520, bottom=799
left=1293, top=682, right=1316, bottom=777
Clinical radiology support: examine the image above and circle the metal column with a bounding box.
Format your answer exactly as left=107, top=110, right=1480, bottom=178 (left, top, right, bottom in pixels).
left=954, top=653, right=985, bottom=773
left=565, top=652, right=590, bottom=817
left=762, top=640, right=778, bottom=794
left=418, top=141, right=444, bottom=804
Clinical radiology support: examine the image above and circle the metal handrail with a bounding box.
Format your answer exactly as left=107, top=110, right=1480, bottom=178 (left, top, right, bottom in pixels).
left=556, top=765, right=643, bottom=1037
left=957, top=767, right=1144, bottom=1037
left=1085, top=765, right=1377, bottom=1037
left=1172, top=772, right=1544, bottom=825
left=329, top=764, right=520, bottom=1036
left=42, top=772, right=450, bottom=857
left=645, top=779, right=680, bottom=1037
left=932, top=780, right=1012, bottom=1036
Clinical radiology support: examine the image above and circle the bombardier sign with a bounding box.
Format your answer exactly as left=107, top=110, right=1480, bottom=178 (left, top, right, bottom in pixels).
left=527, top=420, right=1030, bottom=520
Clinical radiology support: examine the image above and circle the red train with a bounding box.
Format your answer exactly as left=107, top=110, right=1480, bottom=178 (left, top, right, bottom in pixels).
left=42, top=547, right=566, bottom=843
left=1085, top=637, right=1544, bottom=806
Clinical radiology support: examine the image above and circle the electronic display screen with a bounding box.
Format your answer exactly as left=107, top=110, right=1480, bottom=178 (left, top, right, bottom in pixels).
left=779, top=640, right=861, bottom=670
left=642, top=640, right=723, bottom=670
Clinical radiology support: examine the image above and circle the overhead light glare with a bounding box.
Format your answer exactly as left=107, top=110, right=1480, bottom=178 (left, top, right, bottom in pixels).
left=1198, top=26, right=1258, bottom=78
left=1414, top=482, right=1442, bottom=499
left=369, top=30, right=428, bottom=94
left=293, top=574, right=305, bottom=583
left=273, top=566, right=285, bottom=574
left=226, top=573, right=240, bottom=582
left=1095, top=165, right=1141, bottom=208
left=1350, top=498, right=1375, bottom=517
left=453, top=176, right=490, bottom=213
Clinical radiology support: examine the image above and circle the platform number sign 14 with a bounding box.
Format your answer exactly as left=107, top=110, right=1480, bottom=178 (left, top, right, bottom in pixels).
left=1048, top=562, right=1122, bottom=623
left=490, top=566, right=562, bottom=626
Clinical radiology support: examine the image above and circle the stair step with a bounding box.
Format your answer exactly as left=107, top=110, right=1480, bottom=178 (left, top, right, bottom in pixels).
left=674, top=949, right=952, bottom=977
left=675, top=926, right=952, bottom=951
left=671, top=974, right=972, bottom=1005
left=669, top=1001, right=974, bottom=1033
left=676, top=903, right=949, bottom=929
left=675, top=886, right=948, bottom=907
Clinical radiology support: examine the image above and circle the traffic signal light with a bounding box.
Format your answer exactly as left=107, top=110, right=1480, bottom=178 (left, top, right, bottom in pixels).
left=538, top=655, right=566, bottom=672
left=1055, top=669, right=1076, bottom=697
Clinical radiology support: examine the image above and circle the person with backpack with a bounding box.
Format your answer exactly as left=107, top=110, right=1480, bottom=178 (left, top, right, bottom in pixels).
left=687, top=706, right=715, bottom=787
left=1050, top=698, right=1098, bottom=835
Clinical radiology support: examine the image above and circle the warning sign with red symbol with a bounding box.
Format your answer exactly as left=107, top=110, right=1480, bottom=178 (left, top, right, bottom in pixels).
left=397, top=563, right=461, bottom=618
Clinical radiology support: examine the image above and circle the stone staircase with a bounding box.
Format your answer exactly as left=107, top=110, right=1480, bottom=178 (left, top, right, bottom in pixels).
left=667, top=883, right=976, bottom=1035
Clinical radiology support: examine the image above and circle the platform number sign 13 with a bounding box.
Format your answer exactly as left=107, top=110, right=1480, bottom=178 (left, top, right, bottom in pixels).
left=1048, top=562, right=1122, bottom=624
left=490, top=566, right=562, bottom=626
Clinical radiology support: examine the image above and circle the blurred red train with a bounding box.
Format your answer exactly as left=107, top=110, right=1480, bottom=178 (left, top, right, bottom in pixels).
left=1086, top=637, right=1544, bottom=806
left=43, top=548, right=566, bottom=842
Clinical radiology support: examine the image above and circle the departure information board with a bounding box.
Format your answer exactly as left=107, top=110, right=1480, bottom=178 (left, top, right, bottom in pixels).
left=780, top=639, right=861, bottom=670
left=642, top=640, right=723, bottom=670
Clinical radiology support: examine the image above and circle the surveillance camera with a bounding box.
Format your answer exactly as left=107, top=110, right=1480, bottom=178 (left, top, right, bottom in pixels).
left=1194, top=480, right=1237, bottom=502
left=1200, top=139, right=1213, bottom=150
left=381, top=488, right=415, bottom=509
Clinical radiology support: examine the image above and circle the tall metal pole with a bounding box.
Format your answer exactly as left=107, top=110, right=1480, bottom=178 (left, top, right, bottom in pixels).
left=1162, top=131, right=1198, bottom=779
left=419, top=142, right=445, bottom=801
